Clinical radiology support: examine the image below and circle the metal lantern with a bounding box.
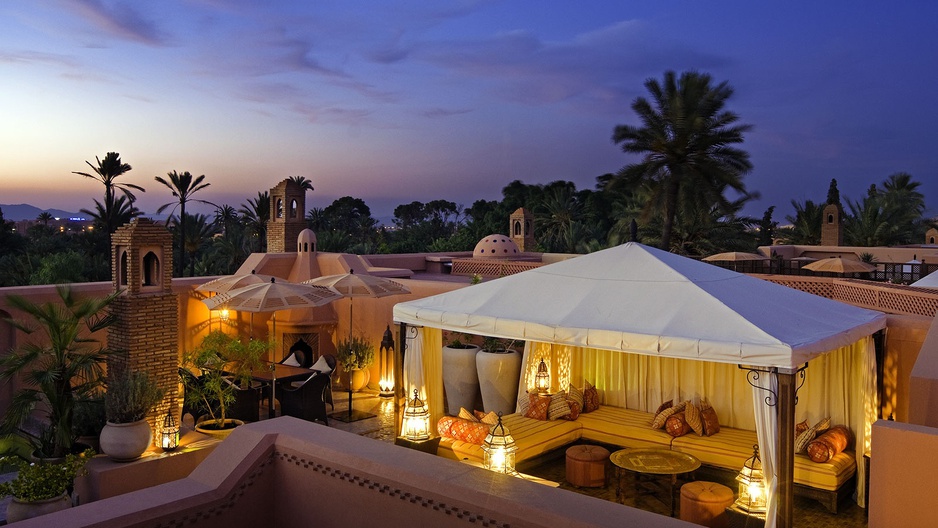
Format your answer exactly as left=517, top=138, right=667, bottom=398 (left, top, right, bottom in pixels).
left=218, top=308, right=230, bottom=322
left=534, top=358, right=550, bottom=394
left=160, top=409, right=179, bottom=451
left=379, top=325, right=395, bottom=397
left=735, top=444, right=767, bottom=513
left=402, top=389, right=430, bottom=441
left=482, top=412, right=517, bottom=474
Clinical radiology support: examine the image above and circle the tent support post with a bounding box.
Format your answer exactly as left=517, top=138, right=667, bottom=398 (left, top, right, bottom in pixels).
left=777, top=370, right=796, bottom=528
left=395, top=322, right=407, bottom=436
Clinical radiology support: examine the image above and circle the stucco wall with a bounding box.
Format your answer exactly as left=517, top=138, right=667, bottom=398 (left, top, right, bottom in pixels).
left=869, top=420, right=938, bottom=528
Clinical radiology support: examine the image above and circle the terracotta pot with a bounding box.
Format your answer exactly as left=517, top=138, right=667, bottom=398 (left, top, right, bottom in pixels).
left=442, top=344, right=481, bottom=415
left=100, top=419, right=152, bottom=462
left=476, top=349, right=522, bottom=415
left=195, top=418, right=245, bottom=440
left=6, top=492, right=71, bottom=523
left=348, top=368, right=370, bottom=392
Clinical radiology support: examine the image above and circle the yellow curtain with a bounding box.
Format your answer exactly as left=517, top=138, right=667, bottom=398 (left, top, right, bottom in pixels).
left=421, top=327, right=444, bottom=426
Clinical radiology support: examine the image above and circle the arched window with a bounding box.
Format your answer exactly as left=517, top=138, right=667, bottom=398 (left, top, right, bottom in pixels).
left=827, top=214, right=834, bottom=224
left=931, top=236, right=936, bottom=244
left=119, top=250, right=128, bottom=286
left=513, top=221, right=522, bottom=236
left=525, top=220, right=532, bottom=234
left=276, top=198, right=284, bottom=218
left=143, top=251, right=160, bottom=286
left=290, top=199, right=298, bottom=218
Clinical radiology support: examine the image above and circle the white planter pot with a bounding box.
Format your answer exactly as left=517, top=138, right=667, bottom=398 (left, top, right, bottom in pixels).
left=442, top=345, right=481, bottom=415
left=100, top=420, right=152, bottom=462
left=476, top=349, right=522, bottom=415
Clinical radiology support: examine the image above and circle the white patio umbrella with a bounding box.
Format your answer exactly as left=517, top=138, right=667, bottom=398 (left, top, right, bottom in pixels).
left=196, top=270, right=277, bottom=293
left=802, top=257, right=876, bottom=274
left=702, top=251, right=768, bottom=262
left=303, top=270, right=411, bottom=422
left=201, top=277, right=343, bottom=414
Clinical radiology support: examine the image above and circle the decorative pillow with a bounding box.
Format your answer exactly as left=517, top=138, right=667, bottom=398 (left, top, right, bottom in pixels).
left=815, top=416, right=831, bottom=434
left=651, top=401, right=686, bottom=429
left=478, top=411, right=499, bottom=426
left=547, top=391, right=572, bottom=420
left=437, top=416, right=457, bottom=437
left=567, top=384, right=584, bottom=409
left=282, top=353, right=301, bottom=367
left=563, top=400, right=581, bottom=421
left=665, top=412, right=692, bottom=438
left=700, top=406, right=720, bottom=436
left=684, top=400, right=704, bottom=436
left=807, top=425, right=853, bottom=463
left=458, top=407, right=479, bottom=421
left=795, top=420, right=809, bottom=438
left=794, top=417, right=830, bottom=454
left=449, top=418, right=491, bottom=445
left=310, top=355, right=332, bottom=374
left=517, top=393, right=531, bottom=416
left=582, top=381, right=600, bottom=413
left=654, top=399, right=673, bottom=416
left=524, top=393, right=550, bottom=420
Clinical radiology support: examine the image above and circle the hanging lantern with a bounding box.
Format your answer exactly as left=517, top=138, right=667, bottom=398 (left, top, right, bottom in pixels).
left=482, top=412, right=517, bottom=474
left=160, top=409, right=179, bottom=451
left=379, top=325, right=395, bottom=397
left=218, top=308, right=230, bottom=322
left=735, top=444, right=767, bottom=513
left=402, top=389, right=430, bottom=441
left=534, top=358, right=550, bottom=394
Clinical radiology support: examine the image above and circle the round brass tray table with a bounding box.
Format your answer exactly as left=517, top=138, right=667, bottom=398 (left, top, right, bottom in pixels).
left=610, top=448, right=701, bottom=517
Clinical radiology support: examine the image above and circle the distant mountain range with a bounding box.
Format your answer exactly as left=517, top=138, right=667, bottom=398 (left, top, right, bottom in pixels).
left=0, top=204, right=86, bottom=221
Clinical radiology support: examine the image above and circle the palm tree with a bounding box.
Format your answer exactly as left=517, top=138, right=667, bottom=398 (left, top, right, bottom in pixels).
left=0, top=285, right=118, bottom=457
left=82, top=194, right=142, bottom=234
left=612, top=70, right=753, bottom=250
left=782, top=200, right=823, bottom=245
left=36, top=212, right=54, bottom=226
left=180, top=212, right=221, bottom=277
left=535, top=185, right=583, bottom=253
left=239, top=191, right=270, bottom=253
left=213, top=204, right=239, bottom=236
left=73, top=152, right=145, bottom=234
left=154, top=171, right=212, bottom=276
left=288, top=175, right=314, bottom=192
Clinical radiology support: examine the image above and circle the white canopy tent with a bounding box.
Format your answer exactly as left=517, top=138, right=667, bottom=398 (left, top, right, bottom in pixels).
left=393, top=243, right=886, bottom=528
left=912, top=269, right=938, bottom=289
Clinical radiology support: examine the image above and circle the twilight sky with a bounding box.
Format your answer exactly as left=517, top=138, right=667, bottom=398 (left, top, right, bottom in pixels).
left=2, top=1, right=936, bottom=223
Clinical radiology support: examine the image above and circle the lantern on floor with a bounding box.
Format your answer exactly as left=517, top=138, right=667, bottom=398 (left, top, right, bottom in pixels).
left=379, top=325, right=395, bottom=398
left=735, top=444, right=767, bottom=513
left=482, top=412, right=517, bottom=474
left=160, top=408, right=179, bottom=451
left=534, top=358, right=550, bottom=394
left=402, top=389, right=430, bottom=441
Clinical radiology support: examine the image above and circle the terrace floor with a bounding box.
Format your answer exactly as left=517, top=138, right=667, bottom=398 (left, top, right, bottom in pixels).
left=0, top=390, right=870, bottom=527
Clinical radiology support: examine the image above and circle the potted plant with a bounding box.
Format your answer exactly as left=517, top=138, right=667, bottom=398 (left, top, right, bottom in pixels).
left=0, top=285, right=117, bottom=459
left=183, top=331, right=268, bottom=438
left=336, top=336, right=375, bottom=391
left=442, top=332, right=481, bottom=415
left=0, top=448, right=94, bottom=523
left=99, top=369, right=164, bottom=461
left=73, top=396, right=106, bottom=452
left=476, top=336, right=522, bottom=415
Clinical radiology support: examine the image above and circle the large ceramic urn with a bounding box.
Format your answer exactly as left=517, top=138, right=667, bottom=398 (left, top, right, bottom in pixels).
left=442, top=344, right=481, bottom=415
left=476, top=348, right=522, bottom=415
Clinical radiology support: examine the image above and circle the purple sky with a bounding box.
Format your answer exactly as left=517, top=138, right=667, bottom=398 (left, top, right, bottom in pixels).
left=2, top=1, right=936, bottom=223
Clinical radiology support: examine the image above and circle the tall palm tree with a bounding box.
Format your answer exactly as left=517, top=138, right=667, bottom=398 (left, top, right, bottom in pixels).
left=782, top=200, right=823, bottom=245
left=288, top=175, right=314, bottom=192
left=535, top=185, right=583, bottom=253
left=154, top=171, right=212, bottom=276
left=179, top=212, right=221, bottom=277
left=239, top=191, right=270, bottom=253
left=73, top=152, right=145, bottom=234
left=213, top=204, right=239, bottom=236
left=82, top=194, right=141, bottom=235
left=612, top=70, right=753, bottom=250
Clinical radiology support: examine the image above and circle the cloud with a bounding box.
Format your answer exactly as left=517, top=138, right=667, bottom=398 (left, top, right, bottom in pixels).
left=421, top=107, right=473, bottom=119
left=0, top=50, right=78, bottom=68
left=66, top=0, right=166, bottom=45
left=291, top=102, right=374, bottom=126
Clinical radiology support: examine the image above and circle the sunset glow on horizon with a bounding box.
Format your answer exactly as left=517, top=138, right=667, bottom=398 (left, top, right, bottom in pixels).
left=2, top=1, right=936, bottom=220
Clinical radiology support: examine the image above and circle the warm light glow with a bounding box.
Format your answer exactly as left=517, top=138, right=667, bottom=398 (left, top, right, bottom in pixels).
left=379, top=325, right=395, bottom=398
left=735, top=444, right=767, bottom=514
left=218, top=308, right=230, bottom=322
left=379, top=377, right=394, bottom=396
left=482, top=413, right=517, bottom=474
left=160, top=410, right=179, bottom=451
left=534, top=358, right=550, bottom=394
left=402, top=389, right=430, bottom=441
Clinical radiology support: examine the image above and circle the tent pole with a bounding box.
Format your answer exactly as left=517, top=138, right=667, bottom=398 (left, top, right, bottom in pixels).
left=395, top=322, right=407, bottom=436
left=777, top=371, right=796, bottom=528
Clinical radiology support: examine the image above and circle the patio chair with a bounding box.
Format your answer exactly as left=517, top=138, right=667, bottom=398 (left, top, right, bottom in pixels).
left=314, top=354, right=337, bottom=410
left=225, top=378, right=262, bottom=423
left=283, top=338, right=314, bottom=368
left=277, top=372, right=330, bottom=425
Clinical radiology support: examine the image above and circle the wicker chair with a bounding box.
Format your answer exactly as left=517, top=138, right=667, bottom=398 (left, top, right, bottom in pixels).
left=226, top=380, right=262, bottom=423
left=278, top=372, right=330, bottom=425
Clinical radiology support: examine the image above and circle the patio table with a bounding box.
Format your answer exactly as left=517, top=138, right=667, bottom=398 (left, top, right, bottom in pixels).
left=235, top=362, right=313, bottom=418
left=610, top=447, right=700, bottom=517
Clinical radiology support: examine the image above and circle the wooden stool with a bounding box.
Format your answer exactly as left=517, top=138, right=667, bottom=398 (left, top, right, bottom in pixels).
left=565, top=445, right=610, bottom=487
left=680, top=481, right=734, bottom=527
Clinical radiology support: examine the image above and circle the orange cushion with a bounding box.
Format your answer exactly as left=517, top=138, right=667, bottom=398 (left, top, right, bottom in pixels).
left=807, top=425, right=853, bottom=463
left=583, top=381, right=600, bottom=413
left=524, top=393, right=550, bottom=420
left=666, top=412, right=692, bottom=438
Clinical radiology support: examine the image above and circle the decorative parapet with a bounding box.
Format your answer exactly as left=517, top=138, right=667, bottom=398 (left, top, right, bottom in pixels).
left=763, top=275, right=938, bottom=317
left=451, top=258, right=543, bottom=277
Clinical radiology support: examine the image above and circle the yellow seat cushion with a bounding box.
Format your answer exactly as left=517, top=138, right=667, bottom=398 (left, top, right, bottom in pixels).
left=671, top=425, right=856, bottom=491
left=502, top=413, right=582, bottom=462
left=577, top=406, right=674, bottom=449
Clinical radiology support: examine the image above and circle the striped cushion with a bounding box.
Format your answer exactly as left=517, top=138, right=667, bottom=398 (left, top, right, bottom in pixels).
left=684, top=401, right=703, bottom=435
left=547, top=391, right=571, bottom=420
left=578, top=406, right=675, bottom=449
left=651, top=401, right=686, bottom=429
left=567, top=384, right=584, bottom=409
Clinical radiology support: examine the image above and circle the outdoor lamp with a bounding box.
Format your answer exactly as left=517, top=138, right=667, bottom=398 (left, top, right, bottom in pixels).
left=534, top=358, right=550, bottom=394
left=482, top=412, right=517, bottom=474
left=218, top=308, right=230, bottom=322
left=379, top=325, right=395, bottom=398
left=402, top=389, right=431, bottom=441
left=735, top=444, right=767, bottom=514
left=160, top=409, right=179, bottom=451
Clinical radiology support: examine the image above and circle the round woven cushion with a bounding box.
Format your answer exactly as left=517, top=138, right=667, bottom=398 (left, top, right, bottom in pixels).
left=680, top=481, right=734, bottom=528
left=566, top=445, right=610, bottom=462
left=681, top=481, right=734, bottom=503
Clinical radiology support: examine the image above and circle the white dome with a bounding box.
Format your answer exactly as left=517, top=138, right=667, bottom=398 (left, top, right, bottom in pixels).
left=297, top=229, right=317, bottom=252
left=473, top=234, right=520, bottom=259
